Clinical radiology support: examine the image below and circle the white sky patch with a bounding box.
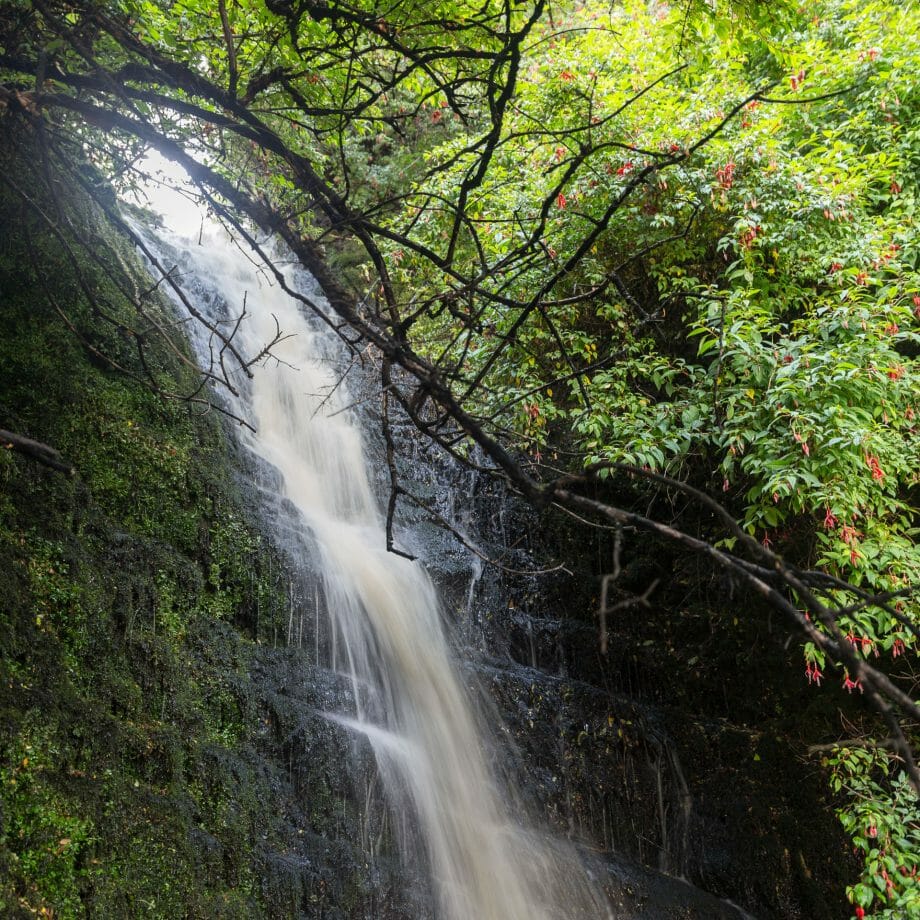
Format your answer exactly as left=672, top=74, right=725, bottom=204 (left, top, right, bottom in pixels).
left=127, top=149, right=207, bottom=236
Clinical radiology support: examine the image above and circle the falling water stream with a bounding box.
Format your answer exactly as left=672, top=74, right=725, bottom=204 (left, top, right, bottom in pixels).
left=140, top=188, right=610, bottom=919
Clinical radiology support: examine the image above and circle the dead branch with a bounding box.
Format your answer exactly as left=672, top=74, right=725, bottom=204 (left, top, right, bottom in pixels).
left=0, top=428, right=73, bottom=475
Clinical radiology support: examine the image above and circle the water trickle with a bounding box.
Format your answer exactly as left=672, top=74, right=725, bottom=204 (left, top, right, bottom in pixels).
left=143, top=209, right=610, bottom=919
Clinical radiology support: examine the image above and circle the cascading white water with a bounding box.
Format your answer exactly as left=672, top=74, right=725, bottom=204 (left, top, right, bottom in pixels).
left=142, top=193, right=610, bottom=919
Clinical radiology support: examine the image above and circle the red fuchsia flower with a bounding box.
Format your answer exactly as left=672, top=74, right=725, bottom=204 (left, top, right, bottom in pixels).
left=805, top=662, right=824, bottom=685
left=846, top=632, right=859, bottom=649
left=526, top=403, right=540, bottom=420
left=722, top=477, right=730, bottom=492
left=616, top=160, right=634, bottom=176
left=860, top=636, right=876, bottom=657
left=555, top=146, right=566, bottom=161
left=913, top=295, right=920, bottom=307
left=840, top=524, right=860, bottom=544
left=891, top=180, right=902, bottom=195
left=823, top=508, right=838, bottom=530
left=893, top=638, right=906, bottom=657
left=855, top=270, right=869, bottom=285
left=887, top=364, right=905, bottom=380
left=761, top=532, right=773, bottom=549
left=738, top=226, right=761, bottom=250
left=843, top=672, right=863, bottom=693
left=772, top=491, right=780, bottom=503
left=559, top=69, right=575, bottom=81
left=715, top=161, right=735, bottom=189
left=885, top=322, right=900, bottom=335
left=866, top=454, right=884, bottom=482
left=855, top=907, right=865, bottom=919
left=790, top=69, right=805, bottom=91
left=882, top=246, right=899, bottom=262
left=556, top=192, right=567, bottom=210
left=850, top=546, right=862, bottom=566
left=828, top=261, right=843, bottom=274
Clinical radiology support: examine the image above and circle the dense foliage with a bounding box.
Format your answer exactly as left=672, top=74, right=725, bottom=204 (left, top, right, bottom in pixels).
left=1, top=0, right=918, bottom=915
left=426, top=6, right=920, bottom=913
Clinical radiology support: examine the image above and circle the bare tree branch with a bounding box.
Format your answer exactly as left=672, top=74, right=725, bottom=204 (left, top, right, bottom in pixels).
left=0, top=428, right=74, bottom=475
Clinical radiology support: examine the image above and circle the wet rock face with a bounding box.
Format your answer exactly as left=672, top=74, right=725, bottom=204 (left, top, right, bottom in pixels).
left=479, top=659, right=850, bottom=919
left=598, top=856, right=756, bottom=919
left=241, top=648, right=428, bottom=920
left=394, top=448, right=854, bottom=919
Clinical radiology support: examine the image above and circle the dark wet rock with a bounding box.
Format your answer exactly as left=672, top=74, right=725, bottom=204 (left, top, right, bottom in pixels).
left=356, top=406, right=853, bottom=916
left=598, top=853, right=755, bottom=918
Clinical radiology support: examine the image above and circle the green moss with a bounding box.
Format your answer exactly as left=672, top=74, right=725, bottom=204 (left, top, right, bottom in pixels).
left=0, top=716, right=94, bottom=917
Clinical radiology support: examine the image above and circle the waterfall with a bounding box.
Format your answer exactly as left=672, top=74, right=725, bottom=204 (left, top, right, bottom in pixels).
left=140, top=188, right=610, bottom=919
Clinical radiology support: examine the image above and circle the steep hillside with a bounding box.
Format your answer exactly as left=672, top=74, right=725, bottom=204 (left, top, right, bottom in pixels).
left=0, top=135, right=409, bottom=919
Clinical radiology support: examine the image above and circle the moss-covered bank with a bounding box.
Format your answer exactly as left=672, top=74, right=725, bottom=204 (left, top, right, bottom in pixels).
left=0, top=132, right=393, bottom=918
